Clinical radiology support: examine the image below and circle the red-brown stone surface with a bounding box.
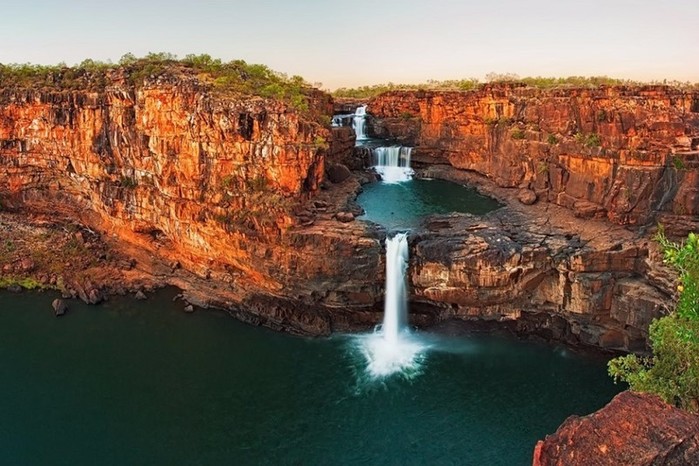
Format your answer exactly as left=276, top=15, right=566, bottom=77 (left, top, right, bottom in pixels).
left=408, top=166, right=672, bottom=351
left=369, top=85, right=699, bottom=235
left=533, top=391, right=699, bottom=466
left=0, top=72, right=385, bottom=333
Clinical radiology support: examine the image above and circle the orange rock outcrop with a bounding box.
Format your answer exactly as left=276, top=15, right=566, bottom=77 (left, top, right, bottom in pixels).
left=532, top=391, right=699, bottom=466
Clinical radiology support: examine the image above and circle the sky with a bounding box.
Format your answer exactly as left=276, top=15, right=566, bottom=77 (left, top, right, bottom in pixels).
left=1, top=0, right=698, bottom=90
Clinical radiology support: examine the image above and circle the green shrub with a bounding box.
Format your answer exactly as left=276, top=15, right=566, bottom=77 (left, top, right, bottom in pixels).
left=672, top=155, right=686, bottom=171
left=575, top=132, right=602, bottom=148
left=120, top=176, right=138, bottom=189
left=0, top=53, right=317, bottom=114
left=547, top=134, right=559, bottom=145
left=313, top=136, right=329, bottom=151
left=609, top=229, right=699, bottom=412
left=511, top=129, right=526, bottom=140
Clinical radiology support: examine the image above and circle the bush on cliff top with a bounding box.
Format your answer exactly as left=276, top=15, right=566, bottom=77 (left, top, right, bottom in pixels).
left=609, top=229, right=699, bottom=412
left=0, top=53, right=314, bottom=112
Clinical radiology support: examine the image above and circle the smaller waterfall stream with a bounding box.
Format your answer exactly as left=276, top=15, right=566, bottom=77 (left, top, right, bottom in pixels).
left=373, top=146, right=414, bottom=183
left=353, top=105, right=368, bottom=140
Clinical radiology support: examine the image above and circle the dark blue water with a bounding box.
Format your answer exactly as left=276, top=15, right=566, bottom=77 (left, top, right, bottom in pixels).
left=0, top=290, right=620, bottom=465
left=357, top=178, right=501, bottom=230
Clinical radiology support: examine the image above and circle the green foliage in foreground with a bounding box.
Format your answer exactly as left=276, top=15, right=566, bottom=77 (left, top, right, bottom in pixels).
left=332, top=73, right=699, bottom=98
left=609, top=229, right=699, bottom=412
left=0, top=53, right=315, bottom=112
left=0, top=276, right=44, bottom=290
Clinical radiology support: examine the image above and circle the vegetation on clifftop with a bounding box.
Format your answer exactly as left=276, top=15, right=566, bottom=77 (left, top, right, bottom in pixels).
left=332, top=73, right=699, bottom=98
left=609, top=229, right=699, bottom=412
left=0, top=52, right=316, bottom=112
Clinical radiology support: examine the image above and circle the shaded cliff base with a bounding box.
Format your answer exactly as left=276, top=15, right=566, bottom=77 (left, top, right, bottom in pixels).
left=533, top=391, right=699, bottom=466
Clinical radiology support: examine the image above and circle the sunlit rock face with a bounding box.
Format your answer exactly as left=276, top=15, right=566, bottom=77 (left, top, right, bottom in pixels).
left=0, top=74, right=384, bottom=333
left=532, top=391, right=699, bottom=466
left=409, top=207, right=670, bottom=352
left=369, top=84, right=699, bottom=235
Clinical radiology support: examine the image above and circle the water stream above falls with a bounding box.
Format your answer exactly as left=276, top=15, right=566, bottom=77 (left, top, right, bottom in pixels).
left=0, top=290, right=621, bottom=465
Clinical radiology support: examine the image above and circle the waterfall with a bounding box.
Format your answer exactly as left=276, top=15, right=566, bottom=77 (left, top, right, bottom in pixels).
left=372, top=146, right=414, bottom=183
left=382, top=233, right=409, bottom=344
left=352, top=231, right=427, bottom=380
left=353, top=105, right=368, bottom=140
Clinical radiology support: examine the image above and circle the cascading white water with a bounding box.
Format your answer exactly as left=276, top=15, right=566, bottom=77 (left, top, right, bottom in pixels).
left=372, top=146, right=414, bottom=183
left=382, top=232, right=409, bottom=344
left=353, top=105, right=368, bottom=140
left=353, top=232, right=428, bottom=380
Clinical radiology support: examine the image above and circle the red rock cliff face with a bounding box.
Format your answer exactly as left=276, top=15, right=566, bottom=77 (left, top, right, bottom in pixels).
left=0, top=74, right=384, bottom=333
left=369, top=85, right=699, bottom=234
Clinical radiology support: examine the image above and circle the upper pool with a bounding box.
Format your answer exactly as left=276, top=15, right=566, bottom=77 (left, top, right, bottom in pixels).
left=357, top=178, right=501, bottom=230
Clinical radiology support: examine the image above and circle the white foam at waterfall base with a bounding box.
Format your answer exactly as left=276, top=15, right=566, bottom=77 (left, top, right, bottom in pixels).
left=351, top=233, right=430, bottom=381
left=373, top=146, right=414, bottom=183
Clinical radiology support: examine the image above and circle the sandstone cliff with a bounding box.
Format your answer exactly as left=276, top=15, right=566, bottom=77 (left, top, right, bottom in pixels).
left=369, top=85, right=699, bottom=235
left=0, top=66, right=384, bottom=333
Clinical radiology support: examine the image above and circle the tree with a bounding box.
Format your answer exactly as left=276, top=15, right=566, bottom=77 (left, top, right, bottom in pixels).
left=609, top=229, right=699, bottom=412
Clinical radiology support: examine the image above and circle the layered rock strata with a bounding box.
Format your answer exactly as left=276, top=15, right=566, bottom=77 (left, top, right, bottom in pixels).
left=410, top=165, right=671, bottom=351
left=369, top=85, right=699, bottom=236
left=0, top=72, right=384, bottom=334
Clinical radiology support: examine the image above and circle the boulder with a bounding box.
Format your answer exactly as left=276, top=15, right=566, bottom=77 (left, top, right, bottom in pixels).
left=19, top=257, right=35, bottom=272
left=87, top=288, right=103, bottom=305
left=533, top=391, right=699, bottom=466
left=518, top=189, right=537, bottom=205
left=7, top=284, right=22, bottom=293
left=336, top=212, right=355, bottom=223
left=326, top=163, right=352, bottom=183
left=184, top=304, right=194, bottom=313
left=134, top=290, right=147, bottom=300
left=52, top=298, right=68, bottom=317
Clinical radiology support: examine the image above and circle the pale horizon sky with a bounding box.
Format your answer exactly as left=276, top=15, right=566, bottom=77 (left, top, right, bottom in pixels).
left=2, top=0, right=698, bottom=90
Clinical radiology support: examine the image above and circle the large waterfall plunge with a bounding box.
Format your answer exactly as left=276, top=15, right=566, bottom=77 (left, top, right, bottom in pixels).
left=354, top=233, right=428, bottom=380
left=372, top=146, right=415, bottom=183
left=382, top=233, right=409, bottom=344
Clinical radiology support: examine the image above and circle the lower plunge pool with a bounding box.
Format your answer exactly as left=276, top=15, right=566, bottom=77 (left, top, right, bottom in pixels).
left=0, top=289, right=621, bottom=465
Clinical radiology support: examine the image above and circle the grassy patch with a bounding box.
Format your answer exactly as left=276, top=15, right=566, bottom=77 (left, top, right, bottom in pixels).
left=0, top=276, right=44, bottom=290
